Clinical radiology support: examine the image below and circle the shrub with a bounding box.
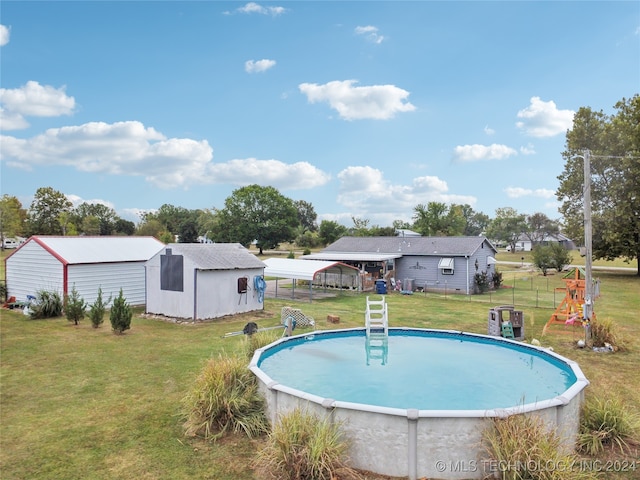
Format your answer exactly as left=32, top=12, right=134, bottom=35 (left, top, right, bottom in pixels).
left=109, top=288, right=132, bottom=334
left=88, top=287, right=111, bottom=328
left=64, top=285, right=87, bottom=325
left=474, top=271, right=490, bottom=294
left=181, top=353, right=268, bottom=440
left=0, top=281, right=7, bottom=303
left=254, top=407, right=354, bottom=480
left=578, top=395, right=640, bottom=456
left=482, top=414, right=598, bottom=480
left=243, top=330, right=280, bottom=359
left=589, top=317, right=627, bottom=350
left=287, top=250, right=295, bottom=259
left=28, top=290, right=63, bottom=319
left=492, top=270, right=503, bottom=289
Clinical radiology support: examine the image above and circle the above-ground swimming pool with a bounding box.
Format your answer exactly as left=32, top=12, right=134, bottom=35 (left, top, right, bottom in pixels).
left=250, top=328, right=589, bottom=480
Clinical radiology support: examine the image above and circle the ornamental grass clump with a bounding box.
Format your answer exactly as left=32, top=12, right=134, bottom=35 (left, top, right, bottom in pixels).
left=589, top=317, right=627, bottom=351
left=28, top=289, right=63, bottom=319
left=577, top=394, right=640, bottom=456
left=181, top=353, right=268, bottom=440
left=254, top=407, right=356, bottom=480
left=482, top=414, right=598, bottom=480
left=243, top=329, right=280, bottom=359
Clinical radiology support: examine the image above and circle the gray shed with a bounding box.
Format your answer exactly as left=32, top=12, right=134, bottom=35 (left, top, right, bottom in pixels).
left=306, top=236, right=498, bottom=295
left=145, top=243, right=266, bottom=320
left=4, top=235, right=165, bottom=306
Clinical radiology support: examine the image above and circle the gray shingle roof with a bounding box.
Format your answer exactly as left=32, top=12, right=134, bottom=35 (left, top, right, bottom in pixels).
left=322, top=236, right=496, bottom=256
left=161, top=243, right=265, bottom=270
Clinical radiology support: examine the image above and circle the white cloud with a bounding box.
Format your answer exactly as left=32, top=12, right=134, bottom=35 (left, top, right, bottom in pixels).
left=484, top=125, right=495, bottom=135
left=520, top=143, right=536, bottom=155
left=245, top=59, right=276, bottom=73
left=0, top=120, right=331, bottom=191
left=452, top=143, right=517, bottom=162
left=0, top=81, right=76, bottom=130
left=234, top=2, right=286, bottom=16
left=504, top=187, right=556, bottom=199
left=355, top=25, right=385, bottom=44
left=66, top=194, right=115, bottom=210
left=516, top=97, right=575, bottom=138
left=210, top=158, right=330, bottom=189
left=0, top=24, right=9, bottom=46
left=299, top=80, right=416, bottom=120
left=335, top=166, right=476, bottom=219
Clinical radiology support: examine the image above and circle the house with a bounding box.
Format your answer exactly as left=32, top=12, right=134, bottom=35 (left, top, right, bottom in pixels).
left=507, top=233, right=576, bottom=252
left=4, top=236, right=165, bottom=306
left=145, top=243, right=266, bottom=320
left=304, top=236, right=498, bottom=295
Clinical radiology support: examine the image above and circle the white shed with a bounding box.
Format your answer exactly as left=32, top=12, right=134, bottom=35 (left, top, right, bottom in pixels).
left=145, top=243, right=266, bottom=321
left=4, top=236, right=165, bottom=306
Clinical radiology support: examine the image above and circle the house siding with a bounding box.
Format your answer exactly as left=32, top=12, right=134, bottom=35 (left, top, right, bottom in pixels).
left=67, top=262, right=148, bottom=306
left=396, top=255, right=471, bottom=293
left=5, top=241, right=64, bottom=301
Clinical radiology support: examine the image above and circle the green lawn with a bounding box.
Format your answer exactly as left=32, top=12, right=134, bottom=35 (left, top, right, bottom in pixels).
left=1, top=250, right=639, bottom=479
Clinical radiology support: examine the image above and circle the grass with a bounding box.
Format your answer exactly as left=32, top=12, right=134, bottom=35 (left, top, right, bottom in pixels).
left=1, top=249, right=639, bottom=479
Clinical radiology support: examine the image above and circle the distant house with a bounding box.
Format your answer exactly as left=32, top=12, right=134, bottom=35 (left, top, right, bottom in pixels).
left=145, top=243, right=266, bottom=321
left=304, top=236, right=498, bottom=295
left=4, top=236, right=165, bottom=305
left=507, top=233, right=576, bottom=252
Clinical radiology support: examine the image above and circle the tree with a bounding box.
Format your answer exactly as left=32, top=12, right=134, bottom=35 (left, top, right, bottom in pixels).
left=486, top=207, right=527, bottom=252
left=531, top=245, right=553, bottom=276
left=523, top=213, right=560, bottom=246
left=214, top=185, right=298, bottom=254
left=26, top=187, right=73, bottom=235
left=177, top=218, right=199, bottom=243
left=136, top=219, right=165, bottom=238
left=459, top=205, right=490, bottom=236
left=64, top=285, right=87, bottom=325
left=0, top=195, right=26, bottom=248
left=557, top=95, right=640, bottom=275
left=88, top=287, right=110, bottom=328
left=73, top=202, right=119, bottom=235
left=110, top=288, right=132, bottom=334
left=318, top=220, right=347, bottom=246
left=294, top=200, right=318, bottom=232
left=549, top=242, right=572, bottom=273
left=114, top=218, right=136, bottom=235
left=413, top=202, right=447, bottom=236
left=350, top=217, right=370, bottom=237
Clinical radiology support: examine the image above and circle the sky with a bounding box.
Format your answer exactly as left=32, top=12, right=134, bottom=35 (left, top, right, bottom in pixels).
left=1, top=1, right=638, bottom=228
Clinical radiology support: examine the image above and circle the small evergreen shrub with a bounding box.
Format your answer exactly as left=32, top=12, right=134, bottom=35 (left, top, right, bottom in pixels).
left=181, top=353, right=268, bottom=440
left=287, top=250, right=295, bottom=259
left=578, top=395, right=639, bottom=455
left=64, top=285, right=87, bottom=325
left=28, top=290, right=63, bottom=319
left=492, top=270, right=503, bottom=289
left=254, top=407, right=354, bottom=480
left=109, top=288, right=132, bottom=334
left=474, top=271, right=490, bottom=293
left=88, top=287, right=110, bottom=328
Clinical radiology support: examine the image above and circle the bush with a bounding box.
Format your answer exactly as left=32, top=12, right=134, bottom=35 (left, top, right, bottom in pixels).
left=88, top=287, right=110, bottom=328
left=578, top=395, right=640, bottom=456
left=28, top=290, right=63, bottom=319
left=492, top=270, right=503, bottom=289
left=254, top=407, right=354, bottom=480
left=109, top=288, right=132, bottom=334
left=482, top=414, right=598, bottom=480
left=181, top=353, right=268, bottom=440
left=64, top=285, right=87, bottom=325
left=474, top=271, right=490, bottom=293
left=243, top=330, right=280, bottom=359
left=589, top=317, right=627, bottom=350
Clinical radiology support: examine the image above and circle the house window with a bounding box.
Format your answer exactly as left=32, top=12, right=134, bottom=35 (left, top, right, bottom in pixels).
left=438, top=257, right=455, bottom=275
left=160, top=249, right=184, bottom=292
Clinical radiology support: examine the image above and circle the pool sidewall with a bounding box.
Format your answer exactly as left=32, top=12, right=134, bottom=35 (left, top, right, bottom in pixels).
left=250, top=327, right=588, bottom=480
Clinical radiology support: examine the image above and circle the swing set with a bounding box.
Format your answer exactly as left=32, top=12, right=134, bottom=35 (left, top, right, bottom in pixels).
left=543, top=267, right=595, bottom=335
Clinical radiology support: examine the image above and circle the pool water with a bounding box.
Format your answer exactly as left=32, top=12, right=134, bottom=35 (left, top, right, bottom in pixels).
left=257, top=330, right=577, bottom=410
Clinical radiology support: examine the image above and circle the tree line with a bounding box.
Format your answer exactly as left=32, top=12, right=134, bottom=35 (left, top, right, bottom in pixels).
left=1, top=95, right=637, bottom=274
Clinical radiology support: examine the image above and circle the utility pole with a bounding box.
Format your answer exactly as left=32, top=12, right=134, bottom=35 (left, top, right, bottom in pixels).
left=583, top=150, right=593, bottom=321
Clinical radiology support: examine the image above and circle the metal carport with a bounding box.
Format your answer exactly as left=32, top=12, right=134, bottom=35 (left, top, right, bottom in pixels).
left=262, top=258, right=360, bottom=302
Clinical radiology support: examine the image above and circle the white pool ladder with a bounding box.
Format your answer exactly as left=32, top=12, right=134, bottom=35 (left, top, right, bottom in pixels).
left=365, top=295, right=388, bottom=338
